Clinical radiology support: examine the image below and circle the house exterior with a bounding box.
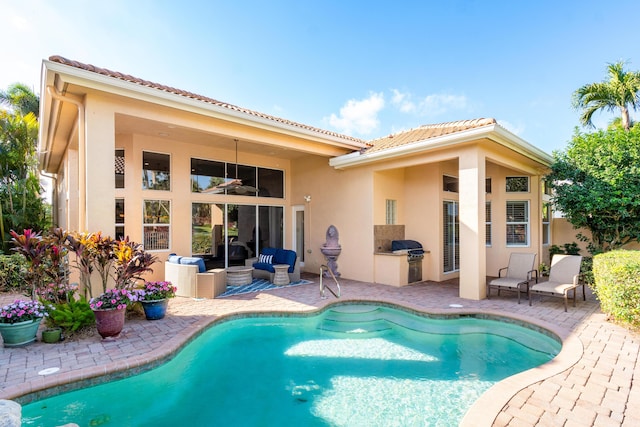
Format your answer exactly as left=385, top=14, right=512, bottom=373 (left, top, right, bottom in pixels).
left=39, top=55, right=553, bottom=300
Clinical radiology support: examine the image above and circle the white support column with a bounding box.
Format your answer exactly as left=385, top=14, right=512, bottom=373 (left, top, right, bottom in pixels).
left=458, top=147, right=486, bottom=300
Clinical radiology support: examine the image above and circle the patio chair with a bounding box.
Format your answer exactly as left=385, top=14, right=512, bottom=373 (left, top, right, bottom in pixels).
left=487, top=253, right=537, bottom=303
left=529, top=254, right=584, bottom=312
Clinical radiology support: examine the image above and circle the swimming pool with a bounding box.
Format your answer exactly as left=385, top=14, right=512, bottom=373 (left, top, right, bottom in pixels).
left=22, top=303, right=561, bottom=426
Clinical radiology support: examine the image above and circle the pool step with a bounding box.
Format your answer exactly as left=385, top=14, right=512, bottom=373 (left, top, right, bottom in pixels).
left=317, top=318, right=392, bottom=334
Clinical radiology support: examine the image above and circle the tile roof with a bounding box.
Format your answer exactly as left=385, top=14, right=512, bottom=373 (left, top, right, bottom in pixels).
left=48, top=55, right=367, bottom=145
left=365, top=118, right=498, bottom=153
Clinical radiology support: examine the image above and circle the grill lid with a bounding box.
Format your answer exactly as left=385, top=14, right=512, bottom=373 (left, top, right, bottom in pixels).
left=391, top=240, right=424, bottom=257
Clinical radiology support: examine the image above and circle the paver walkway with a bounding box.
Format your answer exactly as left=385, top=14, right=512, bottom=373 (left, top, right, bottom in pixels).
left=1, top=275, right=638, bottom=426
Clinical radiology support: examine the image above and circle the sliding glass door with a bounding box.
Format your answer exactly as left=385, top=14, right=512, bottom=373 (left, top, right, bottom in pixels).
left=192, top=203, right=283, bottom=268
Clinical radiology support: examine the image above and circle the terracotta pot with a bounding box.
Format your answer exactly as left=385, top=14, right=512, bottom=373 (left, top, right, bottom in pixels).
left=93, top=308, right=126, bottom=338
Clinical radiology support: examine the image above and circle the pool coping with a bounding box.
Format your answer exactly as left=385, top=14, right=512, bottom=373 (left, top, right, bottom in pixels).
left=7, top=297, right=582, bottom=427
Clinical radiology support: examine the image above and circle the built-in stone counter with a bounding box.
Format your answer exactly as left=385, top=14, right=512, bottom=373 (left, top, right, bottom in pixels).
left=374, top=251, right=428, bottom=287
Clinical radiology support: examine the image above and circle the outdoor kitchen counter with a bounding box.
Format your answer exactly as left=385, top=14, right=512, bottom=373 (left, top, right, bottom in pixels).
left=373, top=251, right=429, bottom=287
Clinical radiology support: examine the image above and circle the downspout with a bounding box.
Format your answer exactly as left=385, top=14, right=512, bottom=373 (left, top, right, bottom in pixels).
left=45, top=86, right=86, bottom=231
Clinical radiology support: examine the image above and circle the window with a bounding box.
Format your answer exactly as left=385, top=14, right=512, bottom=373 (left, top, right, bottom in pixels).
left=191, top=202, right=284, bottom=268
left=142, top=151, right=170, bottom=191
left=443, top=175, right=458, bottom=193
left=485, top=202, right=492, bottom=246
left=506, top=176, right=529, bottom=192
left=486, top=178, right=492, bottom=194
left=191, top=158, right=225, bottom=193
left=115, top=199, right=125, bottom=240
left=386, top=199, right=397, bottom=225
left=115, top=149, right=124, bottom=188
left=143, top=200, right=170, bottom=250
left=257, top=167, right=284, bottom=198
left=542, top=180, right=552, bottom=196
left=191, top=157, right=284, bottom=198
left=506, top=201, right=529, bottom=246
left=443, top=201, right=459, bottom=272
left=542, top=203, right=551, bottom=245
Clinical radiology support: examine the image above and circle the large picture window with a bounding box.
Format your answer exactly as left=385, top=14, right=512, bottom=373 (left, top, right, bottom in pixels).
left=143, top=200, right=170, bottom=250
left=191, top=158, right=225, bottom=193
left=192, top=202, right=284, bottom=268
left=191, top=157, right=284, bottom=198
left=143, top=151, right=170, bottom=191
left=506, top=200, right=529, bottom=246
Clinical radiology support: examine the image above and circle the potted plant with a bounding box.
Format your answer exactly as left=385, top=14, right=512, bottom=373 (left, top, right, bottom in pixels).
left=135, top=281, right=176, bottom=320
left=89, top=289, right=137, bottom=338
left=112, top=238, right=158, bottom=290
left=0, top=299, right=47, bottom=347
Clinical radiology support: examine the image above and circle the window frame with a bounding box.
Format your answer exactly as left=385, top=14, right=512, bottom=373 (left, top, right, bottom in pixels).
left=115, top=149, right=125, bottom=189
left=142, top=151, right=171, bottom=191
left=505, top=176, right=530, bottom=193
left=485, top=201, right=492, bottom=246
left=386, top=199, right=397, bottom=225
left=115, top=198, right=125, bottom=240
left=143, top=199, right=171, bottom=251
left=506, top=200, right=530, bottom=247
left=443, top=175, right=459, bottom=193
left=542, top=203, right=551, bottom=245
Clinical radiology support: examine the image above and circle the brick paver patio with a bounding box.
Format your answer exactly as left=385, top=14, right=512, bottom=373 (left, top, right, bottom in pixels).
left=1, top=275, right=638, bottom=426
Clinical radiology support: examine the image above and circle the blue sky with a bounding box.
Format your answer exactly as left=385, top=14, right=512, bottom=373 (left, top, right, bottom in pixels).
left=1, top=0, right=639, bottom=154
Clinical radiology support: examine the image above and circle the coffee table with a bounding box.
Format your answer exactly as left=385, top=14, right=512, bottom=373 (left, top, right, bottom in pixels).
left=226, top=266, right=254, bottom=286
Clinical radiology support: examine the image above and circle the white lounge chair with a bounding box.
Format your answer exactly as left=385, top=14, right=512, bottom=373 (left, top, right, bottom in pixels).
left=487, top=253, right=537, bottom=303
left=529, top=254, right=584, bottom=312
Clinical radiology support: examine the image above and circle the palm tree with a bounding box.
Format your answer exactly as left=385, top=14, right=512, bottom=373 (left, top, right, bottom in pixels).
left=572, top=61, right=640, bottom=131
left=0, top=83, right=39, bottom=117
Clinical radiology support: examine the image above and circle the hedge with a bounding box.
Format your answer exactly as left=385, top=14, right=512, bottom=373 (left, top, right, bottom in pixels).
left=593, top=250, right=640, bottom=328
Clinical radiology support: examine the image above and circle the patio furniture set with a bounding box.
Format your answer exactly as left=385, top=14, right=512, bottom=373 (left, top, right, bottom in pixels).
left=164, top=248, right=299, bottom=299
left=487, top=253, right=586, bottom=311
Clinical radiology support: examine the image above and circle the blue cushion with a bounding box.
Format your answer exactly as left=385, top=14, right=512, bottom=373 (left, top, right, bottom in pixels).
left=274, top=249, right=297, bottom=273
left=178, top=256, right=206, bottom=273
left=261, top=247, right=277, bottom=257
left=167, top=254, right=182, bottom=264
left=252, top=262, right=275, bottom=273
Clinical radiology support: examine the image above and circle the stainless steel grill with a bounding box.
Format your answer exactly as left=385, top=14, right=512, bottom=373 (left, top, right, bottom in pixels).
left=391, top=240, right=424, bottom=283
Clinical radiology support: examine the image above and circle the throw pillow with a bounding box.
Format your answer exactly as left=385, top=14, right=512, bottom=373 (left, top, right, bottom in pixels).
left=259, top=254, right=273, bottom=264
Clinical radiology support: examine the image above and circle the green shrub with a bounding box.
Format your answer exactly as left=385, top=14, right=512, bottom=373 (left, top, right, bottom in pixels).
left=0, top=254, right=29, bottom=293
left=593, top=250, right=640, bottom=328
left=45, top=296, right=95, bottom=332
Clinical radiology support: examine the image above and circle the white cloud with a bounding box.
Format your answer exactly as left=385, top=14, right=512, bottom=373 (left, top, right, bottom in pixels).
left=391, top=89, right=415, bottom=113
left=497, top=119, right=525, bottom=136
left=390, top=89, right=470, bottom=117
left=325, top=92, right=385, bottom=135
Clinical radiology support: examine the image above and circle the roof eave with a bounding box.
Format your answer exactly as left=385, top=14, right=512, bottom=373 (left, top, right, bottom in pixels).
left=41, top=59, right=368, bottom=151
left=329, top=123, right=553, bottom=169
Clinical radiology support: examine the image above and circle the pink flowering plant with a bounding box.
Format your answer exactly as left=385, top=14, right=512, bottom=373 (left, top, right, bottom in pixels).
left=0, top=299, right=48, bottom=324
left=89, top=288, right=137, bottom=311
left=135, top=281, right=176, bottom=301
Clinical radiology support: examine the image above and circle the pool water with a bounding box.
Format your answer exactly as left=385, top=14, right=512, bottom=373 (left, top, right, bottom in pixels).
left=22, top=304, right=560, bottom=426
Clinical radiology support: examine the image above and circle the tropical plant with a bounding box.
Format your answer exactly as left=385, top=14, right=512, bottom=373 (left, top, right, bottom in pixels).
left=89, top=288, right=138, bottom=311
left=0, top=253, right=29, bottom=292
left=45, top=297, right=95, bottom=332
left=112, top=238, right=158, bottom=290
left=546, top=125, right=640, bottom=254
left=0, top=103, right=47, bottom=250
left=9, top=229, right=48, bottom=298
left=573, top=61, right=640, bottom=131
left=0, top=83, right=39, bottom=116
left=0, top=299, right=47, bottom=324
left=136, top=281, right=176, bottom=301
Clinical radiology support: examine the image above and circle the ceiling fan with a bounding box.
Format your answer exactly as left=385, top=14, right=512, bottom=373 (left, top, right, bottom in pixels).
left=220, top=139, right=258, bottom=195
